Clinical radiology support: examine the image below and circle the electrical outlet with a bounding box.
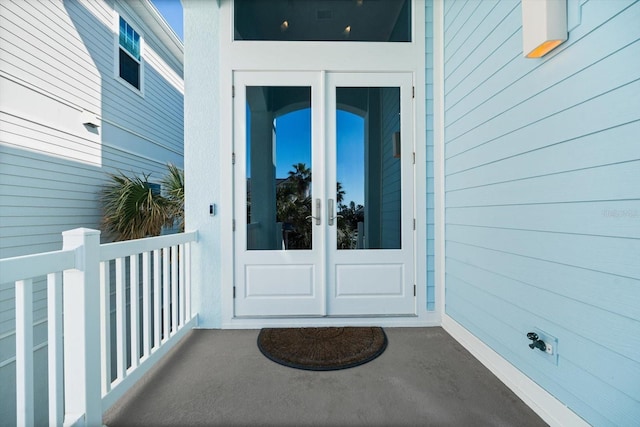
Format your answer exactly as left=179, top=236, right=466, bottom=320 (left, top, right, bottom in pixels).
left=531, top=328, right=559, bottom=365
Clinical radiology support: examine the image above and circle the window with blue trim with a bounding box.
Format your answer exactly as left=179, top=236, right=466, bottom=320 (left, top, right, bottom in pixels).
left=118, top=16, right=141, bottom=90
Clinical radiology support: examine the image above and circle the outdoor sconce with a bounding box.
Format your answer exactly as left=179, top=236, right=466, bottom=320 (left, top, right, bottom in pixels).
left=522, top=0, right=567, bottom=58
left=81, top=110, right=100, bottom=128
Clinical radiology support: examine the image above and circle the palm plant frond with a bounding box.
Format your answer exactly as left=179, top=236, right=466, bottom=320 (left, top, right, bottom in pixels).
left=336, top=181, right=345, bottom=205
left=101, top=171, right=173, bottom=241
left=288, top=162, right=311, bottom=199
left=161, top=163, right=185, bottom=231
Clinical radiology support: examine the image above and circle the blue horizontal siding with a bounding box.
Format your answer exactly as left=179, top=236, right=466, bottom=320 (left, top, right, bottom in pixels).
left=426, top=2, right=435, bottom=310
left=446, top=161, right=640, bottom=207
left=446, top=200, right=640, bottom=239
left=446, top=224, right=639, bottom=281
left=446, top=255, right=640, bottom=365
left=446, top=120, right=640, bottom=185
left=446, top=286, right=640, bottom=427
left=443, top=0, right=640, bottom=425
left=446, top=0, right=638, bottom=123
left=446, top=240, right=639, bottom=322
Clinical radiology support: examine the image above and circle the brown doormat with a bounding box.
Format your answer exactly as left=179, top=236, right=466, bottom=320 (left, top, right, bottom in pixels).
left=257, top=327, right=387, bottom=371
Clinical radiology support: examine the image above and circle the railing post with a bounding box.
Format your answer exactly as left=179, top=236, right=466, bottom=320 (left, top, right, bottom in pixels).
left=62, top=228, right=102, bottom=426
left=16, top=279, right=34, bottom=427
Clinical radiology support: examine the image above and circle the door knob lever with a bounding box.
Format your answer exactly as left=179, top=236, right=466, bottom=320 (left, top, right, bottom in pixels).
left=328, top=199, right=343, bottom=226
left=306, top=199, right=321, bottom=225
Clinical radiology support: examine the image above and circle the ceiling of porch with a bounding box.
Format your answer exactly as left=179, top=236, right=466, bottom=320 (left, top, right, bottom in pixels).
left=234, top=0, right=410, bottom=42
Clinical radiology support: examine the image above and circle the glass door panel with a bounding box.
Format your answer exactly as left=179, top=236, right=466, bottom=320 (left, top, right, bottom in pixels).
left=335, top=87, right=401, bottom=250
left=246, top=86, right=312, bottom=250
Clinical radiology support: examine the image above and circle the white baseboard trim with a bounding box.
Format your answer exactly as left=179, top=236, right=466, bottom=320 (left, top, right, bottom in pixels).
left=442, top=315, right=590, bottom=427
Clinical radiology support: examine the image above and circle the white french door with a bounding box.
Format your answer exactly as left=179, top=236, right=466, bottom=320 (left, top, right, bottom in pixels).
left=233, top=71, right=415, bottom=317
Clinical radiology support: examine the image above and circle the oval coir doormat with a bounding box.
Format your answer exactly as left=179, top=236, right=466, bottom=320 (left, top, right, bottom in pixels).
left=257, top=327, right=387, bottom=371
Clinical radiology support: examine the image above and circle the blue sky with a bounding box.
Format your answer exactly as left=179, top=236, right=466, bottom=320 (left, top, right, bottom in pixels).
left=336, top=111, right=365, bottom=206
left=151, top=0, right=183, bottom=40
left=275, top=109, right=365, bottom=206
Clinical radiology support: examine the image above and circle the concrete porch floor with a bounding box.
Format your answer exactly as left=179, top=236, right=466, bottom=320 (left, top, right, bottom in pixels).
left=103, top=327, right=547, bottom=426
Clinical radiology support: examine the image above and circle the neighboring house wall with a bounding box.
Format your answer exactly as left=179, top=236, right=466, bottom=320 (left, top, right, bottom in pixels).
left=0, top=0, right=183, bottom=423
left=442, top=0, right=640, bottom=425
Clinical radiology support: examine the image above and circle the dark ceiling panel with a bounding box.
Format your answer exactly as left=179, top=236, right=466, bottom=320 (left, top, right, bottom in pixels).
left=235, top=0, right=411, bottom=42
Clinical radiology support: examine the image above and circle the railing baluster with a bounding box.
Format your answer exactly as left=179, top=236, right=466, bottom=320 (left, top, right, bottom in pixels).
left=185, top=242, right=191, bottom=320
left=179, top=243, right=185, bottom=326
left=2, top=229, right=197, bottom=425
left=163, top=248, right=170, bottom=342
left=171, top=245, right=178, bottom=335
left=115, top=257, right=127, bottom=380
left=48, top=272, right=64, bottom=426
left=153, top=249, right=161, bottom=349
left=99, top=262, right=111, bottom=396
left=16, top=279, right=34, bottom=427
left=130, top=255, right=140, bottom=369
left=142, top=251, right=151, bottom=358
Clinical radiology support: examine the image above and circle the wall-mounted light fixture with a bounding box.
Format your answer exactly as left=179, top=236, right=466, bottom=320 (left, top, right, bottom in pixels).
left=81, top=110, right=100, bottom=128
left=522, top=0, right=567, bottom=58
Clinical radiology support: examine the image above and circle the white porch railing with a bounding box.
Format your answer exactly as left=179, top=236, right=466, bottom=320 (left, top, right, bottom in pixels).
left=0, top=228, right=198, bottom=427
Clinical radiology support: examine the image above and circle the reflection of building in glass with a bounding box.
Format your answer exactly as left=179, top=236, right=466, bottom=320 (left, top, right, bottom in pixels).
left=245, top=86, right=312, bottom=250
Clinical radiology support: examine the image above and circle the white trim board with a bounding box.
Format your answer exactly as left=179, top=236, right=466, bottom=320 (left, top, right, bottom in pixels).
left=442, top=315, right=590, bottom=427
left=221, top=315, right=441, bottom=330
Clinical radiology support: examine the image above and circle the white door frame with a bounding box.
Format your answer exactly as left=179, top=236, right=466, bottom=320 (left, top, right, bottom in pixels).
left=233, top=71, right=418, bottom=319
left=215, top=0, right=435, bottom=328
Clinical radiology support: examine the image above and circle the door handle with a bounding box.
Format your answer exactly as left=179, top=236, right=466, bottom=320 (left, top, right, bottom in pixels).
left=328, top=199, right=343, bottom=226
left=305, top=198, right=321, bottom=225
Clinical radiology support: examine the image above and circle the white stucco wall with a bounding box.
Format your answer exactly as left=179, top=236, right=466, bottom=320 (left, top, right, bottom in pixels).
left=183, top=0, right=223, bottom=327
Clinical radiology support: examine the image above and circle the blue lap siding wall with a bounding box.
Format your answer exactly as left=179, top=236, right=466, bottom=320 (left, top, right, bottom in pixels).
left=441, top=0, right=640, bottom=425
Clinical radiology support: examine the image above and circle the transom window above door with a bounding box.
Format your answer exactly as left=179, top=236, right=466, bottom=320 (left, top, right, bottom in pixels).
left=234, top=0, right=411, bottom=42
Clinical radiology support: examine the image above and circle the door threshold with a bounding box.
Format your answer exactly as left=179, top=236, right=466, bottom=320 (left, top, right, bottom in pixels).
left=222, top=314, right=440, bottom=329
left=233, top=314, right=418, bottom=319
